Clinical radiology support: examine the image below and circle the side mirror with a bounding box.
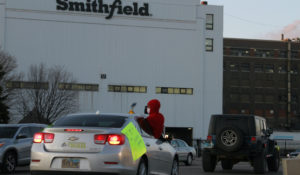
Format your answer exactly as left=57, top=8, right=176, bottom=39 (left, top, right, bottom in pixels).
left=17, top=134, right=27, bottom=139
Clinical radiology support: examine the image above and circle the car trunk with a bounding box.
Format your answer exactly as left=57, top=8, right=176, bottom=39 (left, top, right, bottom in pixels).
left=42, top=127, right=115, bottom=153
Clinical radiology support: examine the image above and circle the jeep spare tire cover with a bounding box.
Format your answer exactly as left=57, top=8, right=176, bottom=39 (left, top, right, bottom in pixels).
left=216, top=127, right=243, bottom=152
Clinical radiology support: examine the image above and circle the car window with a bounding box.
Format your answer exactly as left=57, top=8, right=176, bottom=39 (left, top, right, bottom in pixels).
left=0, top=127, right=19, bottom=138
left=263, top=120, right=266, bottom=130
left=54, top=115, right=126, bottom=128
left=255, top=118, right=261, bottom=135
left=177, top=140, right=187, bottom=147
left=171, top=140, right=179, bottom=147
left=261, top=120, right=265, bottom=131
left=30, top=127, right=44, bottom=135
left=19, top=127, right=32, bottom=138
left=215, top=117, right=250, bottom=135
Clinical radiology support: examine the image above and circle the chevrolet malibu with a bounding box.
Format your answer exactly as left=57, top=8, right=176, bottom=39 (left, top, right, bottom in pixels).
left=30, top=113, right=179, bottom=175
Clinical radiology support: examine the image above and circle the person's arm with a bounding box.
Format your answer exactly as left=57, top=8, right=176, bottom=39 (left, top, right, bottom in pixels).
left=136, top=117, right=153, bottom=136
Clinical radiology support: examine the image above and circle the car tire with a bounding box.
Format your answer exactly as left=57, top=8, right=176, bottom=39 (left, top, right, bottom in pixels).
left=221, top=159, right=234, bottom=170
left=216, top=127, right=243, bottom=152
left=267, top=148, right=280, bottom=172
left=171, top=158, right=179, bottom=175
left=253, top=150, right=267, bottom=174
left=202, top=150, right=217, bottom=172
left=1, top=151, right=17, bottom=174
left=137, top=158, right=148, bottom=175
left=185, top=153, right=193, bottom=166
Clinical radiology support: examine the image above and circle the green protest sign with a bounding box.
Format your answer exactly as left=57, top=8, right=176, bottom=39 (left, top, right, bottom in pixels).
left=121, top=122, right=146, bottom=161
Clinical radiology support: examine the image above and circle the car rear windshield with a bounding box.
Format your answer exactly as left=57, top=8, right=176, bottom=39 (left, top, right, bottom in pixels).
left=0, top=127, right=19, bottom=138
left=211, top=116, right=252, bottom=135
left=54, top=115, right=126, bottom=128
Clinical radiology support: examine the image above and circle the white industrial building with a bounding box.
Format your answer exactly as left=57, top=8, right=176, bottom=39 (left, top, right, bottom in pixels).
left=0, top=0, right=223, bottom=141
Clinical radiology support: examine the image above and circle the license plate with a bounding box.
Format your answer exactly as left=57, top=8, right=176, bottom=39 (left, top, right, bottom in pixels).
left=62, top=158, right=80, bottom=168
left=67, top=142, right=86, bottom=149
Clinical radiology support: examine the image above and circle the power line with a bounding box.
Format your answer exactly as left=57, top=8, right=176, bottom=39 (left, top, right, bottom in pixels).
left=225, top=13, right=281, bottom=28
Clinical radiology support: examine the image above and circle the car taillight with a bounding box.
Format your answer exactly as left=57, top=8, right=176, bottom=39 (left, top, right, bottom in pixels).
left=207, top=135, right=212, bottom=142
left=107, top=134, right=125, bottom=145
left=94, top=134, right=125, bottom=145
left=44, top=133, right=55, bottom=143
left=33, top=133, right=54, bottom=143
left=33, top=133, right=44, bottom=143
left=251, top=136, right=256, bottom=143
left=94, top=134, right=108, bottom=144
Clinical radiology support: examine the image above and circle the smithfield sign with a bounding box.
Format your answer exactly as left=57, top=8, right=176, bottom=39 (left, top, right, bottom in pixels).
left=56, top=0, right=151, bottom=19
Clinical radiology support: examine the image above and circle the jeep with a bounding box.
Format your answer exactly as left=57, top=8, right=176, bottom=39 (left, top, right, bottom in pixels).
left=202, top=114, right=280, bottom=174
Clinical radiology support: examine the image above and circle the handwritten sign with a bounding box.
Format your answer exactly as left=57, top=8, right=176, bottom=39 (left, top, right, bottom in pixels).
left=121, top=122, right=146, bottom=161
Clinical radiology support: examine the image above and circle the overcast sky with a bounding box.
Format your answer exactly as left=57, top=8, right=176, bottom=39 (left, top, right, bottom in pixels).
left=207, top=0, right=300, bottom=40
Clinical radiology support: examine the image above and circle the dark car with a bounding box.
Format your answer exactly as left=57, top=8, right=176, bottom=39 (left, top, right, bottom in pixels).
left=0, top=123, right=46, bottom=173
left=202, top=114, right=280, bottom=174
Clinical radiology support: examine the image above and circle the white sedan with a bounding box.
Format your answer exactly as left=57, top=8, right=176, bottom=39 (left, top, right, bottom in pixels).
left=30, top=113, right=179, bottom=175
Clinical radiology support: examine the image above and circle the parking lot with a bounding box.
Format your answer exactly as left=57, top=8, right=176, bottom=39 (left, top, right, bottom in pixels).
left=9, top=157, right=283, bottom=175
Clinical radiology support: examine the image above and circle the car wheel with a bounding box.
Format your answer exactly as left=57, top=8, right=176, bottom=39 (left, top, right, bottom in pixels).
left=185, top=154, right=193, bottom=166
left=202, top=150, right=217, bottom=172
left=253, top=150, right=267, bottom=174
left=221, top=159, right=234, bottom=170
left=171, top=158, right=179, bottom=175
left=216, top=127, right=243, bottom=152
left=267, top=148, right=280, bottom=172
left=1, top=151, right=17, bottom=173
left=137, top=158, right=148, bottom=175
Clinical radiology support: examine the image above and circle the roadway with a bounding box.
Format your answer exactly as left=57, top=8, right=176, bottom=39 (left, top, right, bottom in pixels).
left=8, top=157, right=283, bottom=175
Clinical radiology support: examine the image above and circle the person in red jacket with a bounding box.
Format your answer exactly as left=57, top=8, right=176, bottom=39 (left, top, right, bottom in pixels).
left=137, top=99, right=165, bottom=139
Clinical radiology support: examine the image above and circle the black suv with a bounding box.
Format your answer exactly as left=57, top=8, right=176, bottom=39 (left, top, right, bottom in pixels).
left=202, top=114, right=279, bottom=174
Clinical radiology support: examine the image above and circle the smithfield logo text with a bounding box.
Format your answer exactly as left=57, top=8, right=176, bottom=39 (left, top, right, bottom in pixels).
left=56, top=0, right=151, bottom=19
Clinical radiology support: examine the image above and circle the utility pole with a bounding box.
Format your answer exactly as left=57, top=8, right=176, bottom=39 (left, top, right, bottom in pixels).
left=287, top=40, right=292, bottom=128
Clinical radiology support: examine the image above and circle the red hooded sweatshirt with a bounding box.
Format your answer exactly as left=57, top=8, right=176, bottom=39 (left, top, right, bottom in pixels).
left=146, top=99, right=165, bottom=139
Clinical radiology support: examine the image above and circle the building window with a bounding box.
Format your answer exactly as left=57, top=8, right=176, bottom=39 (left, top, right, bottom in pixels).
left=229, top=63, right=239, bottom=71
left=265, top=64, right=274, bottom=73
left=254, top=64, right=263, bottom=72
left=278, top=94, right=287, bottom=103
left=6, top=81, right=48, bottom=89
left=205, top=38, right=213, bottom=52
left=292, top=51, right=300, bottom=59
left=265, top=95, right=274, bottom=103
left=240, top=63, right=250, bottom=72
left=292, top=95, right=298, bottom=103
left=59, top=83, right=99, bottom=91
left=230, top=94, right=239, bottom=102
left=156, top=87, right=193, bottom=95
left=279, top=51, right=287, bottom=58
left=206, top=14, right=214, bottom=30
left=255, top=95, right=263, bottom=103
left=108, top=85, right=147, bottom=93
left=292, top=66, right=298, bottom=74
left=241, top=94, right=250, bottom=103
left=278, top=65, right=287, bottom=74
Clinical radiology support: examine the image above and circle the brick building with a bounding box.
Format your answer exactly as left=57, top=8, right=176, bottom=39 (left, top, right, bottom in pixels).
left=223, top=38, right=300, bottom=130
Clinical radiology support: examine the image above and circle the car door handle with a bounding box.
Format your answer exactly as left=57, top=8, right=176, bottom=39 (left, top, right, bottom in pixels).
left=146, top=143, right=150, bottom=147
left=159, top=147, right=163, bottom=151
